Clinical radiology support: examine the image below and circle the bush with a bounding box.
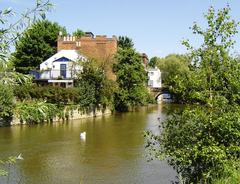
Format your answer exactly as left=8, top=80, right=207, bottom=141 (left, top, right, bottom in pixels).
left=213, top=162, right=240, bottom=184
left=15, top=101, right=59, bottom=124
left=0, top=84, right=14, bottom=119
left=14, top=85, right=80, bottom=104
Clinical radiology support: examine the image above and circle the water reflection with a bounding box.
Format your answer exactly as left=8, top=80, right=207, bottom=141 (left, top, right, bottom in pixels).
left=0, top=105, right=177, bottom=184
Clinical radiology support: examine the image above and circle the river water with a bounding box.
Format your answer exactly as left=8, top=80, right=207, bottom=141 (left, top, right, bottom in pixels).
left=0, top=105, right=177, bottom=184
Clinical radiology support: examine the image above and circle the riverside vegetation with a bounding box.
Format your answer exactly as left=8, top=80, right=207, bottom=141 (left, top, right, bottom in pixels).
left=145, top=6, right=240, bottom=183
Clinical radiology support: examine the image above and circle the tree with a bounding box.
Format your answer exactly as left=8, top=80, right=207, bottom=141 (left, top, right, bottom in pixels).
left=182, top=5, right=240, bottom=104
left=72, top=28, right=85, bottom=37
left=117, top=36, right=134, bottom=49
left=0, top=1, right=53, bottom=123
left=0, top=0, right=53, bottom=69
left=148, top=56, right=158, bottom=68
left=76, top=60, right=117, bottom=113
left=12, top=20, right=66, bottom=73
left=114, top=48, right=149, bottom=111
left=155, top=54, right=191, bottom=103
left=156, top=54, right=189, bottom=83
left=146, top=6, right=240, bottom=183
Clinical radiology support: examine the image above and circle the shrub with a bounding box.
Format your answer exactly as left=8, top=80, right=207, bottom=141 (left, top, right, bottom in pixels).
left=0, top=84, right=14, bottom=119
left=15, top=101, right=59, bottom=124
left=14, top=85, right=80, bottom=104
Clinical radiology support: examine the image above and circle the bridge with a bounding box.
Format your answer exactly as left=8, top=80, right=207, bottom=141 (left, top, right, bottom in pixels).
left=148, top=87, right=170, bottom=100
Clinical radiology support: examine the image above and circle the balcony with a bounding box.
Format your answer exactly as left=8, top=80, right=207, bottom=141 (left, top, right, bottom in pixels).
left=29, top=69, right=81, bottom=80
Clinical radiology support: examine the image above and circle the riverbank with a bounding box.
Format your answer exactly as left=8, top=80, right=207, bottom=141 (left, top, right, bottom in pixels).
left=0, top=107, right=112, bottom=126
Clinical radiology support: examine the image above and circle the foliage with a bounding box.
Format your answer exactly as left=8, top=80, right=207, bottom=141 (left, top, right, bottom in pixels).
left=73, top=28, right=85, bottom=37
left=148, top=56, right=158, bottom=68
left=146, top=100, right=240, bottom=183
left=114, top=48, right=149, bottom=111
left=12, top=19, right=66, bottom=73
left=14, top=84, right=80, bottom=105
left=0, top=0, right=53, bottom=69
left=117, top=36, right=134, bottom=49
left=15, top=101, right=60, bottom=124
left=76, top=60, right=117, bottom=111
left=0, top=0, right=53, bottom=118
left=146, top=6, right=240, bottom=183
left=180, top=6, right=240, bottom=104
left=156, top=54, right=189, bottom=84
left=0, top=83, right=14, bottom=119
left=212, top=162, right=240, bottom=184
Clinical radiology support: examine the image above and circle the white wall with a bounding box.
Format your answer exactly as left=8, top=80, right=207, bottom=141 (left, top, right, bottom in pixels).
left=40, top=61, right=82, bottom=79
left=148, top=68, right=161, bottom=88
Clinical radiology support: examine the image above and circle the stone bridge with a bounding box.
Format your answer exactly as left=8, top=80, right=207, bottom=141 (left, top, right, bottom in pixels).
left=148, top=87, right=170, bottom=100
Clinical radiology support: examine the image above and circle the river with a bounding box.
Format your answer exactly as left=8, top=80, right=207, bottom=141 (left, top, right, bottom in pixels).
left=0, top=105, right=177, bottom=184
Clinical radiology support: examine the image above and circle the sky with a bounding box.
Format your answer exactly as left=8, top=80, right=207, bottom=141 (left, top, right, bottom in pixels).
left=1, top=0, right=240, bottom=58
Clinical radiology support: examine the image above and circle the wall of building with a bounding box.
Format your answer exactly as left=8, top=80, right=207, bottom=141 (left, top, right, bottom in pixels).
left=148, top=69, right=162, bottom=88
left=57, top=35, right=117, bottom=80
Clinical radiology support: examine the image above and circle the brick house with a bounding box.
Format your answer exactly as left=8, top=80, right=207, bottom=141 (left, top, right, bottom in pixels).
left=57, top=32, right=117, bottom=80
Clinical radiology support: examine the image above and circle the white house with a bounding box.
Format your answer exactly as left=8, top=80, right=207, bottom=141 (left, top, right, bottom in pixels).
left=147, top=67, right=162, bottom=88
left=32, top=50, right=86, bottom=87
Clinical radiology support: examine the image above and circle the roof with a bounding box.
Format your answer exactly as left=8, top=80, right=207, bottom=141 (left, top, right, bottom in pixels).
left=40, top=50, right=86, bottom=69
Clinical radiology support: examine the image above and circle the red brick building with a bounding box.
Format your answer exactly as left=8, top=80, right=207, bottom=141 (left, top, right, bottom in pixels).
left=57, top=32, right=117, bottom=80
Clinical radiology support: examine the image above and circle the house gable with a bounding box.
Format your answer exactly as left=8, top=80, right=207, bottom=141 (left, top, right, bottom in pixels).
left=54, top=57, right=71, bottom=62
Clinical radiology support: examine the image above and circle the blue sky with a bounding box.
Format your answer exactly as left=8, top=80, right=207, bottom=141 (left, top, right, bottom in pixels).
left=1, top=0, right=240, bottom=58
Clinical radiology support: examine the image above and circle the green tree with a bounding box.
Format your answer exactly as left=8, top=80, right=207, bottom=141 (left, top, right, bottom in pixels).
left=0, top=1, right=53, bottom=123
left=117, top=36, right=134, bottom=49
left=155, top=54, right=191, bottom=103
left=148, top=56, right=158, bottom=68
left=157, top=54, right=189, bottom=84
left=146, top=6, right=240, bottom=183
left=114, top=48, right=149, bottom=111
left=72, top=28, right=85, bottom=37
left=76, top=60, right=117, bottom=113
left=12, top=20, right=66, bottom=73
left=182, top=5, right=240, bottom=104
left=0, top=1, right=53, bottom=69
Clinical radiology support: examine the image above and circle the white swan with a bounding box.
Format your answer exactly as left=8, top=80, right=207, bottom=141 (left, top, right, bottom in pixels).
left=80, top=132, right=86, bottom=140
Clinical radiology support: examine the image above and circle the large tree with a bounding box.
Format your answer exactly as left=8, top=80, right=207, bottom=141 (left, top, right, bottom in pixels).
left=114, top=48, right=149, bottom=111
left=12, top=20, right=66, bottom=73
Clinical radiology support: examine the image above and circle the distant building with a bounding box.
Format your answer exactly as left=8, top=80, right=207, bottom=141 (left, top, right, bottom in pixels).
left=147, top=67, right=162, bottom=89
left=30, top=50, right=86, bottom=88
